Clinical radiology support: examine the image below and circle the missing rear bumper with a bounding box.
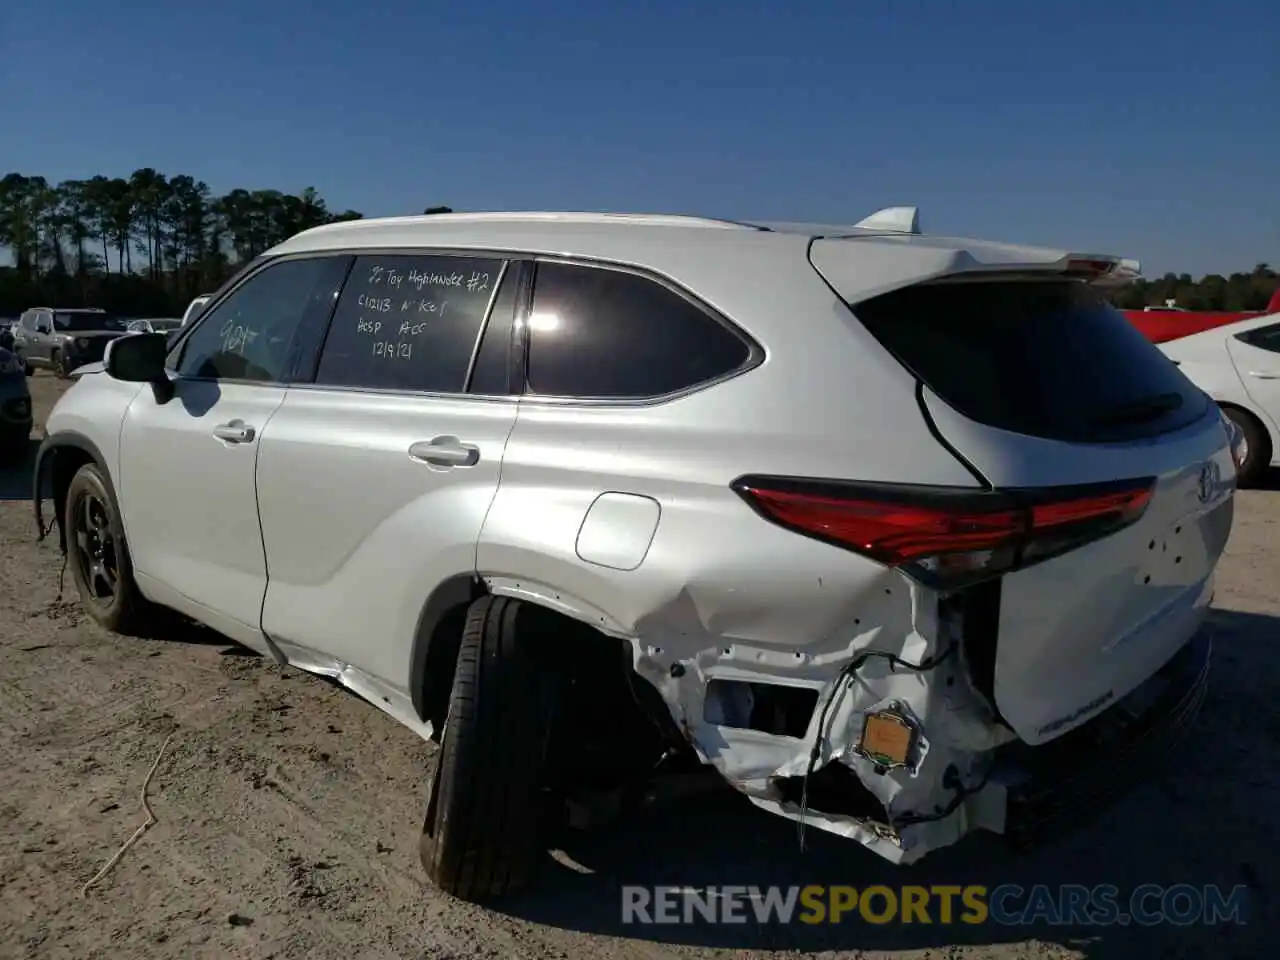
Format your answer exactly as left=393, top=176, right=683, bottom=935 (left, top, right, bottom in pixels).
left=994, top=629, right=1211, bottom=848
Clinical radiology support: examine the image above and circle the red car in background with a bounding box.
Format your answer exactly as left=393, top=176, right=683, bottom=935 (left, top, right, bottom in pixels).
left=1123, top=289, right=1280, bottom=343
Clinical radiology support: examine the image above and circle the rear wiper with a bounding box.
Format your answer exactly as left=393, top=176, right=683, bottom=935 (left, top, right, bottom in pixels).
left=1089, top=392, right=1184, bottom=428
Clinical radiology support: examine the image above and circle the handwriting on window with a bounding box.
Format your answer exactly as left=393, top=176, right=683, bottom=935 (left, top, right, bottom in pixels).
left=349, top=259, right=498, bottom=361
left=220, top=318, right=258, bottom=354
left=365, top=264, right=491, bottom=294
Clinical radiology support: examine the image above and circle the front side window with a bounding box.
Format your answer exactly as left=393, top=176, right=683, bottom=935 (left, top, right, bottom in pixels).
left=525, top=262, right=753, bottom=399
left=176, top=257, right=348, bottom=382
left=315, top=254, right=504, bottom=393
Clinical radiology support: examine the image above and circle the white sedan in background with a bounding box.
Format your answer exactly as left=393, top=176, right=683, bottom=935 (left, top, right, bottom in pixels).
left=126, top=318, right=185, bottom=335
left=1161, top=311, right=1280, bottom=486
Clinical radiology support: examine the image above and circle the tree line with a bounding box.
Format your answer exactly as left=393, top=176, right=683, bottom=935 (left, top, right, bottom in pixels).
left=1110, top=264, right=1278, bottom=313
left=2, top=168, right=1275, bottom=316
left=0, top=169, right=457, bottom=317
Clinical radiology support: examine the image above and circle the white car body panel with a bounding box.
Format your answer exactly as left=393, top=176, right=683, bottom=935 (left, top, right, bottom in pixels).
left=922, top=395, right=1232, bottom=742
left=117, top=380, right=287, bottom=656
left=256, top=388, right=519, bottom=695
left=1161, top=312, right=1280, bottom=467
left=38, top=369, right=143, bottom=500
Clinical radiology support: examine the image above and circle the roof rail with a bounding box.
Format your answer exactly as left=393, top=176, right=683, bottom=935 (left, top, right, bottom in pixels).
left=853, top=206, right=921, bottom=235
left=306, top=211, right=768, bottom=234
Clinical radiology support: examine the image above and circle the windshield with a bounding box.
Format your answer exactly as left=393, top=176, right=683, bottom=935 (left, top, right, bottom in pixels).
left=54, top=312, right=124, bottom=332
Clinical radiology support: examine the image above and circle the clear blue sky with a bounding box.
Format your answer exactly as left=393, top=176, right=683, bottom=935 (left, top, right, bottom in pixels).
left=2, top=0, right=1275, bottom=276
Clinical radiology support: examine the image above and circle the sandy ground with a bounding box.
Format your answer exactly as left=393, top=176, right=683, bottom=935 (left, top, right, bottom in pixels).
left=0, top=371, right=1275, bottom=960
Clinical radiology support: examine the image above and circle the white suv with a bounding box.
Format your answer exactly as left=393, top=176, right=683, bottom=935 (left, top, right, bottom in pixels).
left=34, top=209, right=1237, bottom=901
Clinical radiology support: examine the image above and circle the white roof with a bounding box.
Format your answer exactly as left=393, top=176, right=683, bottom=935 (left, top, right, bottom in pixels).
left=267, top=208, right=1139, bottom=292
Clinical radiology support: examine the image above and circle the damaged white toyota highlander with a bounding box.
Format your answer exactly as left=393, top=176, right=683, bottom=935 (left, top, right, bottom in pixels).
left=33, top=209, right=1240, bottom=901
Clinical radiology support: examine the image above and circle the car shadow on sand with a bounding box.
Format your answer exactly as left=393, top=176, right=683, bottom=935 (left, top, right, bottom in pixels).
left=492, top=607, right=1276, bottom=958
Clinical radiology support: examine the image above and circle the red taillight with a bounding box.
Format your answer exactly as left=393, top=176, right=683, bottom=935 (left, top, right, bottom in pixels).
left=732, top=476, right=1155, bottom=588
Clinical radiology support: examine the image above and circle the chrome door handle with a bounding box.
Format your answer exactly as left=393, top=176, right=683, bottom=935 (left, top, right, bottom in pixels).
left=213, top=420, right=255, bottom=444
left=408, top=436, right=480, bottom=467
left=1247, top=371, right=1279, bottom=379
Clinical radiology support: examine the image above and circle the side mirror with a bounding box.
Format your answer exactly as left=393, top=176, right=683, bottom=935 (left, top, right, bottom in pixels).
left=105, top=333, right=174, bottom=403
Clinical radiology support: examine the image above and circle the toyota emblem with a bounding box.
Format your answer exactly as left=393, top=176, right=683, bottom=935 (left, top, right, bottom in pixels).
left=1196, top=461, right=1219, bottom=504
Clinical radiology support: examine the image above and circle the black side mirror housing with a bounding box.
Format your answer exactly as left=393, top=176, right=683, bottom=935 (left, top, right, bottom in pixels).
left=105, top=333, right=174, bottom=403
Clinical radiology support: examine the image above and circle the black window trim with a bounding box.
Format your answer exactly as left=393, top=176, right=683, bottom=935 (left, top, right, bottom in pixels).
left=516, top=254, right=765, bottom=407
left=286, top=247, right=529, bottom=402
left=460, top=259, right=511, bottom=391
left=166, top=251, right=353, bottom=388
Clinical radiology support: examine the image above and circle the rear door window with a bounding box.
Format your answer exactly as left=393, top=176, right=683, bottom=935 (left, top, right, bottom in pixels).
left=315, top=253, right=504, bottom=393
left=852, top=279, right=1209, bottom=443
left=1235, top=322, right=1280, bottom=353
left=525, top=261, right=753, bottom=399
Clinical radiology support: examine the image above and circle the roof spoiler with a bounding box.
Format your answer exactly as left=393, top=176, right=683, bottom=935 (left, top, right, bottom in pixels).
left=853, top=205, right=921, bottom=235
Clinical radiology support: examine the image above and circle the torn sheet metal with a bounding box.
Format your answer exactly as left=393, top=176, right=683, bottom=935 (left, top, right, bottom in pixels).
left=623, top=571, right=1014, bottom=863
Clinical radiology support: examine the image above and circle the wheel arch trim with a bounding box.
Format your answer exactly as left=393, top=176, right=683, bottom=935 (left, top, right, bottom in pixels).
left=33, top=430, right=113, bottom=554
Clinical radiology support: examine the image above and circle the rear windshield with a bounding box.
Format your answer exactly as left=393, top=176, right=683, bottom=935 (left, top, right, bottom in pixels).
left=54, top=312, right=124, bottom=332
left=852, top=279, right=1209, bottom=443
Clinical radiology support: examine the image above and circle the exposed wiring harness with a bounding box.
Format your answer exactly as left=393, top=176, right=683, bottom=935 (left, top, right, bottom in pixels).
left=796, top=642, right=957, bottom=850
left=892, top=763, right=993, bottom=827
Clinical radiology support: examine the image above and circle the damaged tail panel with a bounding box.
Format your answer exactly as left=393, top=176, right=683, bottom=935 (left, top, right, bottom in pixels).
left=475, top=233, right=1224, bottom=864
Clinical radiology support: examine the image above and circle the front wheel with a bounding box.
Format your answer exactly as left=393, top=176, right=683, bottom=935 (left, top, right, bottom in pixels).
left=64, top=462, right=156, bottom=634
left=420, top=596, right=553, bottom=901
left=54, top=349, right=75, bottom=379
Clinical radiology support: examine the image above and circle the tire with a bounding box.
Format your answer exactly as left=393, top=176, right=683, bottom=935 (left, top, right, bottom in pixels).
left=63, top=462, right=156, bottom=635
left=54, top=349, right=73, bottom=379
left=1221, top=405, right=1271, bottom=488
left=420, top=595, right=553, bottom=901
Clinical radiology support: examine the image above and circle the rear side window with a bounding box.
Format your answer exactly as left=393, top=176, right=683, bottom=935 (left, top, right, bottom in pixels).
left=852, top=280, right=1209, bottom=443
left=315, top=254, right=503, bottom=393
left=1235, top=322, right=1280, bottom=353
left=526, top=262, right=752, bottom=399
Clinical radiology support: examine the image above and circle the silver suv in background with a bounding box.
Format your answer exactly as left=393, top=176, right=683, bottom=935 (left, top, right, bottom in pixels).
left=34, top=209, right=1237, bottom=902
left=12, top=307, right=129, bottom=378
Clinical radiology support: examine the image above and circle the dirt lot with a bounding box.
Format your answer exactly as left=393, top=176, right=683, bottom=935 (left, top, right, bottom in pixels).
left=0, top=371, right=1275, bottom=960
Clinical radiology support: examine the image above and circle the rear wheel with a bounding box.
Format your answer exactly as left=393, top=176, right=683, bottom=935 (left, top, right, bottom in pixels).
left=1221, top=405, right=1271, bottom=488
left=64, top=462, right=156, bottom=634
left=420, top=596, right=553, bottom=901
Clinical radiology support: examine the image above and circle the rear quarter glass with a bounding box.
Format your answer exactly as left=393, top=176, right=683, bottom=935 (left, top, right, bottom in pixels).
left=850, top=279, right=1209, bottom=443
